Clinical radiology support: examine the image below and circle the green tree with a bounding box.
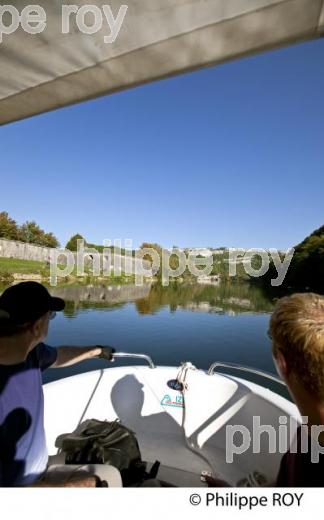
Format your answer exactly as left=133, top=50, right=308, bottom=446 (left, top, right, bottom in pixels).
left=0, top=211, right=19, bottom=240
left=284, top=225, right=324, bottom=290
left=262, top=224, right=324, bottom=292
left=41, top=232, right=60, bottom=248
left=139, top=243, right=162, bottom=260
left=19, top=221, right=41, bottom=244
left=139, top=243, right=188, bottom=280
left=18, top=221, right=60, bottom=247
left=66, top=234, right=86, bottom=251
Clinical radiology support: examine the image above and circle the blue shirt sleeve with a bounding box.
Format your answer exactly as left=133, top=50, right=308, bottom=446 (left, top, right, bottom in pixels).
left=35, top=343, right=58, bottom=371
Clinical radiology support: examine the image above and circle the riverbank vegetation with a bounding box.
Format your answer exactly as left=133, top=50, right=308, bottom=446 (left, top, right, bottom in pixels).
left=0, top=211, right=59, bottom=247
left=0, top=257, right=51, bottom=284
left=0, top=257, right=136, bottom=286
left=1, top=210, right=322, bottom=293
left=66, top=233, right=136, bottom=257
left=260, top=224, right=323, bottom=293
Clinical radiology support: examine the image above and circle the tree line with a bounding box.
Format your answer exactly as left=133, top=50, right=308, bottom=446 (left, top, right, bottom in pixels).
left=2, top=212, right=322, bottom=291
left=65, top=234, right=136, bottom=257
left=0, top=211, right=59, bottom=248
left=261, top=224, right=324, bottom=292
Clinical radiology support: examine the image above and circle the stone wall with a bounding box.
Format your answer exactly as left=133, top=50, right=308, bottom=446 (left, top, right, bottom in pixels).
left=0, top=238, right=153, bottom=275
left=0, top=238, right=53, bottom=262
left=50, top=283, right=151, bottom=304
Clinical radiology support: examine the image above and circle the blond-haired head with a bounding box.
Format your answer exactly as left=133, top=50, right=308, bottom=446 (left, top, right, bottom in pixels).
left=270, top=293, right=324, bottom=397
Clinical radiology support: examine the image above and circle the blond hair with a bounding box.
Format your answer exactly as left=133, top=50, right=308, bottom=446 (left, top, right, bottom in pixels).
left=270, top=293, right=324, bottom=396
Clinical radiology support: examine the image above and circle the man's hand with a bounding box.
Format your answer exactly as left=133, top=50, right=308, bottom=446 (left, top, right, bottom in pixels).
left=98, top=345, right=115, bottom=361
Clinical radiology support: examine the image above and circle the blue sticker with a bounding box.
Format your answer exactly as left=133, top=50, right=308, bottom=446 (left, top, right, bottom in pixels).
left=161, top=394, right=184, bottom=408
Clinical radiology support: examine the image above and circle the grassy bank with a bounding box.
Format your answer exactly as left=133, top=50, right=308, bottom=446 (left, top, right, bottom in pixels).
left=0, top=257, right=49, bottom=283
left=0, top=257, right=49, bottom=273
left=0, top=257, right=137, bottom=286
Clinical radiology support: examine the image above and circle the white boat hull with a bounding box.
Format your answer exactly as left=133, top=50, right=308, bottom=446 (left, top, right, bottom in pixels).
left=44, top=365, right=299, bottom=486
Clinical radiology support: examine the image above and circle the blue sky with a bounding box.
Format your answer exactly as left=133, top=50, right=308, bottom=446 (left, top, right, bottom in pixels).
left=1, top=39, right=323, bottom=250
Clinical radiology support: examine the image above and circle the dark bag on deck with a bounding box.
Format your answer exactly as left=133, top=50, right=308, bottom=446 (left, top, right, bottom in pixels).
left=56, top=418, right=159, bottom=486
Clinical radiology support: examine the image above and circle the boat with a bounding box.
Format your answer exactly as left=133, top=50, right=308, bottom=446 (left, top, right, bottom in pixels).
left=44, top=353, right=299, bottom=486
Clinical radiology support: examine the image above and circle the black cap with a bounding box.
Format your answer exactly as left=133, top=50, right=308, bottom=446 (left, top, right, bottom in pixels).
left=0, top=282, right=65, bottom=327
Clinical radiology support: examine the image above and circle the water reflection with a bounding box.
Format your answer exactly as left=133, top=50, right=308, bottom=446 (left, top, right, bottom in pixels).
left=135, top=282, right=274, bottom=315
left=48, top=281, right=274, bottom=317
left=49, top=283, right=152, bottom=318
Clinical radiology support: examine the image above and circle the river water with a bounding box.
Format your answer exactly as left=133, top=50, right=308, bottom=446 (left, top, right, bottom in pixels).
left=34, top=281, right=281, bottom=387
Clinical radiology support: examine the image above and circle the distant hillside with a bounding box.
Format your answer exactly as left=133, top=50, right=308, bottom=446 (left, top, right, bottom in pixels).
left=265, top=225, right=324, bottom=292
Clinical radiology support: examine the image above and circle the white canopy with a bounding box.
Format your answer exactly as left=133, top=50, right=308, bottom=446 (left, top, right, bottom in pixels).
left=1, top=0, right=323, bottom=125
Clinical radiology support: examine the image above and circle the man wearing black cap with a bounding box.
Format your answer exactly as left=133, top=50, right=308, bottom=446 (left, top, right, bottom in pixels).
left=0, top=282, right=114, bottom=487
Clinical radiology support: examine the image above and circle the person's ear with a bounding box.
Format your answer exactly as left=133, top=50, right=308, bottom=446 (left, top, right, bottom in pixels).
left=30, top=316, right=45, bottom=339
left=273, top=348, right=289, bottom=381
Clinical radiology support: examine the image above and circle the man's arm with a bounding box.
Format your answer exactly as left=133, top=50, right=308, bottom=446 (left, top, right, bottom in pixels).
left=50, top=346, right=114, bottom=368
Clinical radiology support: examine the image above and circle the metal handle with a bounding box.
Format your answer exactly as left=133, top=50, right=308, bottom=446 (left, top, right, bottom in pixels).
left=111, top=352, right=155, bottom=369
left=207, top=361, right=285, bottom=386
